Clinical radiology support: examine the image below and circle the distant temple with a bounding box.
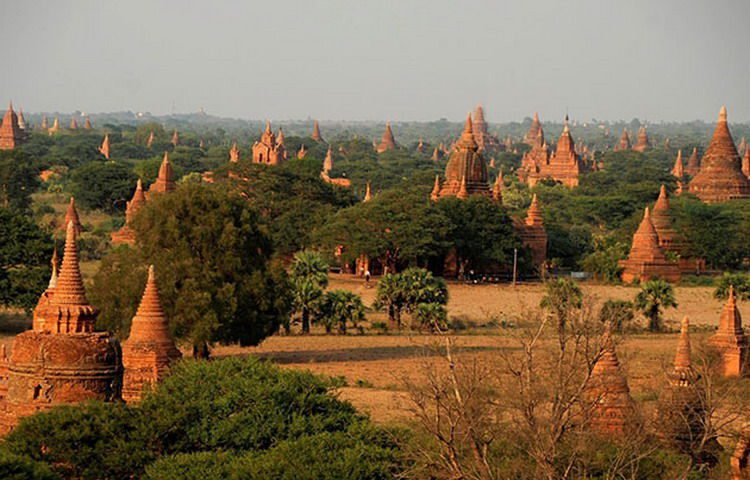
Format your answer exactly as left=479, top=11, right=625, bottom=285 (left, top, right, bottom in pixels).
left=471, top=105, right=501, bottom=151
left=121, top=265, right=181, bottom=403
left=685, top=147, right=700, bottom=177
left=148, top=152, right=177, bottom=196
left=0, top=103, right=26, bottom=150
left=619, top=207, right=681, bottom=283
left=709, top=286, right=748, bottom=377
left=523, top=112, right=541, bottom=145
left=69, top=117, right=78, bottom=130
left=49, top=117, right=60, bottom=135
left=688, top=107, right=750, bottom=203
left=376, top=122, right=397, bottom=153
left=62, top=197, right=83, bottom=236
left=229, top=141, right=240, bottom=162
left=632, top=126, right=650, bottom=152
left=650, top=185, right=704, bottom=273
left=171, top=130, right=179, bottom=147
left=320, top=146, right=351, bottom=187
left=111, top=179, right=147, bottom=245
left=519, top=116, right=586, bottom=187
left=614, top=129, right=631, bottom=151
left=514, top=194, right=548, bottom=270
left=434, top=114, right=490, bottom=199
left=252, top=121, right=287, bottom=165
left=84, top=116, right=92, bottom=130
left=297, top=144, right=307, bottom=159
left=311, top=120, right=324, bottom=142
left=99, top=134, right=111, bottom=159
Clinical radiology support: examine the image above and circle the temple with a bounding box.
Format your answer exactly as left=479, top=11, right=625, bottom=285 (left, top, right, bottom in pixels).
left=0, top=222, right=123, bottom=434
left=471, top=105, right=501, bottom=151
left=0, top=103, right=25, bottom=150
left=708, top=286, right=748, bottom=377
left=84, top=116, right=92, bottom=130
left=688, top=107, right=750, bottom=202
left=297, top=144, right=307, bottom=159
left=99, top=134, right=111, bottom=159
left=614, top=129, right=631, bottom=151
left=619, top=207, right=681, bottom=283
left=521, top=116, right=586, bottom=187
left=671, top=150, right=684, bottom=179
left=146, top=131, right=155, bottom=149
left=148, top=152, right=176, bottom=195
left=492, top=170, right=503, bottom=203
left=632, top=126, right=650, bottom=152
left=252, top=121, right=287, bottom=165
left=524, top=112, right=541, bottom=145
left=49, top=117, right=60, bottom=135
left=111, top=179, right=147, bottom=245
left=435, top=114, right=490, bottom=198
left=320, top=147, right=351, bottom=187
left=651, top=185, right=704, bottom=273
left=514, top=194, right=547, bottom=270
left=69, top=118, right=78, bottom=130
left=229, top=141, right=240, bottom=162
left=585, top=324, right=635, bottom=435
left=376, top=122, right=397, bottom=153
left=685, top=147, right=700, bottom=177
left=63, top=197, right=83, bottom=236
left=121, top=266, right=181, bottom=402
left=743, top=147, right=750, bottom=178
left=171, top=130, right=179, bottom=146
left=311, top=120, right=323, bottom=142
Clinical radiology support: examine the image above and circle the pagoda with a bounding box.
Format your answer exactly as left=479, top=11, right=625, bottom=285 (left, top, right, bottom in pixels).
left=171, top=130, right=179, bottom=146
left=99, top=134, right=110, bottom=159
left=62, top=197, right=83, bottom=236
left=146, top=131, right=155, bottom=149
left=0, top=103, right=25, bottom=150
left=743, top=147, right=750, bottom=178
left=111, top=179, right=147, bottom=245
left=685, top=147, right=700, bottom=177
left=524, top=112, right=541, bottom=145
left=252, top=121, right=287, bottom=165
left=491, top=170, right=503, bottom=203
left=614, top=129, right=631, bottom=151
left=49, top=117, right=60, bottom=135
left=69, top=117, right=78, bottom=130
left=619, top=207, right=681, bottom=283
left=708, top=286, right=748, bottom=377
left=632, top=126, right=650, bottom=152
left=229, top=141, right=240, bottom=162
left=0, top=222, right=123, bottom=434
left=122, top=266, right=181, bottom=402
left=514, top=195, right=547, bottom=269
left=297, top=144, right=307, bottom=159
left=524, top=116, right=585, bottom=187
left=518, top=123, right=550, bottom=183
left=688, top=107, right=750, bottom=203
left=376, top=122, right=397, bottom=153
left=323, top=146, right=334, bottom=174
left=471, top=105, right=501, bottom=151
left=738, top=137, right=746, bottom=157
left=651, top=185, right=704, bottom=273
left=585, top=324, right=635, bottom=435
left=16, top=109, right=25, bottom=131
left=435, top=114, right=490, bottom=198
left=311, top=120, right=323, bottom=142
left=431, top=147, right=442, bottom=162
left=671, top=150, right=684, bottom=179
left=148, top=152, right=176, bottom=196
left=84, top=116, right=92, bottom=130
left=40, top=116, right=48, bottom=131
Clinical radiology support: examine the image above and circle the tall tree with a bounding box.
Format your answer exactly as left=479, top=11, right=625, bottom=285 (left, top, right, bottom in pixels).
left=634, top=279, right=677, bottom=332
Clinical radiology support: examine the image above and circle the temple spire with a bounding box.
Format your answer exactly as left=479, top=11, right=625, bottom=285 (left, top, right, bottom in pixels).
left=99, top=134, right=110, bottom=159
left=51, top=221, right=92, bottom=311
left=48, top=248, right=59, bottom=290
left=671, top=150, right=684, bottom=178
left=430, top=175, right=441, bottom=201
left=64, top=197, right=83, bottom=236
left=312, top=120, right=323, bottom=142
left=492, top=170, right=503, bottom=203
left=673, top=317, right=692, bottom=373
left=229, top=141, right=240, bottom=162
left=376, top=122, right=397, bottom=153
left=363, top=182, right=372, bottom=202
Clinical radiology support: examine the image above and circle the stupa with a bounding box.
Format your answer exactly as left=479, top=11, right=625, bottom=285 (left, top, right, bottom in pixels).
left=297, top=144, right=307, bottom=159
left=49, top=117, right=60, bottom=135
left=121, top=266, right=181, bottom=402
left=62, top=197, right=83, bottom=236
left=685, top=147, right=700, bottom=177
left=632, top=126, right=650, bottom=152
left=148, top=152, right=176, bottom=195
left=171, top=130, right=179, bottom=146
left=524, top=116, right=586, bottom=187
left=671, top=150, right=684, bottom=179
left=708, top=286, right=748, bottom=377
left=376, top=122, right=397, bottom=153
left=0, top=222, right=122, bottom=434
left=688, top=107, right=750, bottom=202
left=229, top=141, right=240, bottom=162
left=111, top=179, right=147, bottom=245
left=311, top=120, right=324, bottom=142
left=436, top=114, right=490, bottom=198
left=651, top=185, right=704, bottom=273
left=585, top=324, right=635, bottom=435
left=614, top=129, right=631, bottom=151
left=146, top=131, right=155, bottom=149
left=491, top=170, right=503, bottom=203
left=69, top=118, right=78, bottom=130
left=524, top=112, right=541, bottom=145
left=519, top=123, right=550, bottom=183
left=84, top=116, right=92, bottom=130
left=0, top=103, right=25, bottom=150
left=471, top=105, right=501, bottom=151
left=16, top=109, right=25, bottom=131
left=514, top=194, right=547, bottom=269
left=252, top=121, right=287, bottom=165
left=99, top=134, right=110, bottom=159
left=619, top=207, right=681, bottom=283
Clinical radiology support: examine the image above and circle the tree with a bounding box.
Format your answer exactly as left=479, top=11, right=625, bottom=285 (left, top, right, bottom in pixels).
left=413, top=302, right=448, bottom=332
left=374, top=272, right=407, bottom=328
left=290, top=251, right=329, bottom=334
left=713, top=272, right=750, bottom=301
left=375, top=267, right=447, bottom=329
left=0, top=208, right=53, bottom=311
left=634, top=279, right=678, bottom=332
left=0, top=450, right=60, bottom=480
left=68, top=161, right=138, bottom=213
left=90, top=183, right=290, bottom=357
left=316, top=290, right=365, bottom=334
left=598, top=300, right=635, bottom=333
left=0, top=153, right=40, bottom=210
left=540, top=278, right=583, bottom=342
left=580, top=240, right=628, bottom=282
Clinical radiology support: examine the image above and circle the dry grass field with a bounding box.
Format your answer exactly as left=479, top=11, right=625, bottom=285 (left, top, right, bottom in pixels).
left=2, top=272, right=746, bottom=425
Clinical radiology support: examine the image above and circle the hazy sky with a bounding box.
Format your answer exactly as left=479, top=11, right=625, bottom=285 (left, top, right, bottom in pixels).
left=1, top=0, right=748, bottom=122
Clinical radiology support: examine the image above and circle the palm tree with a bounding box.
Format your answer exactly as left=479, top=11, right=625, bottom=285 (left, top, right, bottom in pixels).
left=635, top=279, right=678, bottom=332
left=375, top=273, right=407, bottom=328
left=316, top=290, right=365, bottom=334
left=290, top=251, right=329, bottom=334
left=414, top=302, right=448, bottom=332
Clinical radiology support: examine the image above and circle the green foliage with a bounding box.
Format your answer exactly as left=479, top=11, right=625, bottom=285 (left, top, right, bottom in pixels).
left=90, top=183, right=290, bottom=355
left=68, top=161, right=138, bottom=213
left=315, top=290, right=365, bottom=334
left=375, top=267, right=447, bottom=328
left=580, top=239, right=628, bottom=282
left=713, top=272, right=750, bottom=300
left=635, top=279, right=678, bottom=332
left=0, top=208, right=53, bottom=311
left=598, top=300, right=635, bottom=333
left=0, top=152, right=40, bottom=210
left=0, top=450, right=60, bottom=480
left=540, top=278, right=583, bottom=329
left=413, top=302, right=448, bottom=331
left=290, top=251, right=329, bottom=334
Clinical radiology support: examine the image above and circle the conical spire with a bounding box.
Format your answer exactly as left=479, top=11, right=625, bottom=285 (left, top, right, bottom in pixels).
left=430, top=175, right=441, bottom=201
left=16, top=108, right=25, bottom=130
left=48, top=248, right=59, bottom=290
left=171, top=129, right=179, bottom=146
left=525, top=112, right=542, bottom=145
left=323, top=146, right=333, bottom=173
left=376, top=122, right=397, bottom=152
left=229, top=141, right=240, bottom=162
left=99, top=134, right=110, bottom=159
left=50, top=117, right=59, bottom=134
left=311, top=120, right=323, bottom=142
left=457, top=175, right=469, bottom=199
left=84, top=116, right=92, bottom=129
left=64, top=197, right=83, bottom=235
left=633, top=126, right=650, bottom=152
left=69, top=117, right=78, bottom=130
left=673, top=317, right=692, bottom=372
left=146, top=131, right=155, bottom=148
left=654, top=184, right=670, bottom=212
left=150, top=152, right=176, bottom=194
left=363, top=182, right=372, bottom=202
left=431, top=147, right=441, bottom=162
left=492, top=171, right=503, bottom=203
left=297, top=143, right=307, bottom=159
left=525, top=194, right=543, bottom=226
left=41, top=116, right=48, bottom=130
left=128, top=265, right=171, bottom=343
left=457, top=113, right=477, bottom=150
left=671, top=150, right=684, bottom=178
left=276, top=127, right=285, bottom=146
left=51, top=221, right=91, bottom=309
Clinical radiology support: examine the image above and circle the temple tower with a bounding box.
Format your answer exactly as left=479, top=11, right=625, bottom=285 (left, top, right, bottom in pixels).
left=633, top=126, right=650, bottom=152
left=436, top=114, right=490, bottom=198
left=122, top=266, right=181, bottom=402
left=688, top=107, right=750, bottom=202
left=297, top=144, right=307, bottom=159
left=146, top=131, right=155, bottom=149
left=0, top=103, right=25, bottom=150
left=516, top=194, right=547, bottom=269
left=671, top=150, right=684, bottom=178
left=229, top=141, right=240, bottom=162
left=524, top=112, right=541, bottom=145
left=99, top=134, right=111, bottom=159
left=149, top=152, right=176, bottom=195
left=376, top=122, right=397, bottom=153
left=311, top=120, right=323, bottom=142
left=323, top=146, right=334, bottom=174
left=171, top=130, right=179, bottom=146
left=614, top=129, right=631, bottom=151
left=84, top=116, right=92, bottom=130
left=619, top=207, right=681, bottom=283
left=685, top=147, right=700, bottom=177
left=69, top=118, right=78, bottom=130
left=111, top=179, right=147, bottom=245
left=708, top=286, right=748, bottom=377
left=62, top=197, right=83, bottom=236
left=0, top=223, right=122, bottom=433
left=492, top=170, right=503, bottom=203
left=252, top=121, right=287, bottom=165
left=49, top=117, right=60, bottom=135
left=471, top=105, right=500, bottom=151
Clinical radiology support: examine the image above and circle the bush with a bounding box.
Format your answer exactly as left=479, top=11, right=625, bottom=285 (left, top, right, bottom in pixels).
left=714, top=272, right=750, bottom=300
left=0, top=449, right=60, bottom=480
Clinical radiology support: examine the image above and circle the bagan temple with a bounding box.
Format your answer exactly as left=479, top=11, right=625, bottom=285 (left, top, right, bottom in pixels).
left=320, top=146, right=351, bottom=187
left=0, top=102, right=26, bottom=150
left=708, top=286, right=748, bottom=377
left=111, top=179, right=147, bottom=245
left=619, top=207, right=681, bottom=283
left=121, top=265, right=181, bottom=403
left=671, top=150, right=684, bottom=179
left=99, top=133, right=110, bottom=159
left=632, top=126, right=650, bottom=152
left=252, top=121, right=287, bottom=165
left=376, top=122, right=397, bottom=153
left=434, top=114, right=491, bottom=198
left=49, top=117, right=60, bottom=135
left=171, top=129, right=179, bottom=146
left=62, top=196, right=83, bottom=236
left=519, top=116, right=587, bottom=188
left=311, top=120, right=324, bottom=142
left=614, top=128, right=631, bottom=151
left=297, top=144, right=307, bottom=159
left=514, top=194, right=548, bottom=270
left=148, top=152, right=177, bottom=196
left=688, top=107, right=750, bottom=203
left=0, top=224, right=180, bottom=433
left=523, top=112, right=541, bottom=145
left=229, top=141, right=240, bottom=162
left=650, top=185, right=705, bottom=273
left=684, top=147, right=700, bottom=177
left=471, top=105, right=501, bottom=151
left=69, top=117, right=78, bottom=130
left=743, top=146, right=750, bottom=179
left=84, top=116, right=92, bottom=129
left=585, top=323, right=635, bottom=435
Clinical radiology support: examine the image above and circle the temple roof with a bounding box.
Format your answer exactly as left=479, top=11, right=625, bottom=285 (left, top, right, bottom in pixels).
left=64, top=197, right=83, bottom=235
left=51, top=221, right=92, bottom=309
left=127, top=265, right=173, bottom=345
left=376, top=122, right=397, bottom=152
left=312, top=120, right=323, bottom=142
left=525, top=194, right=543, bottom=226
left=671, top=150, right=684, bottom=178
